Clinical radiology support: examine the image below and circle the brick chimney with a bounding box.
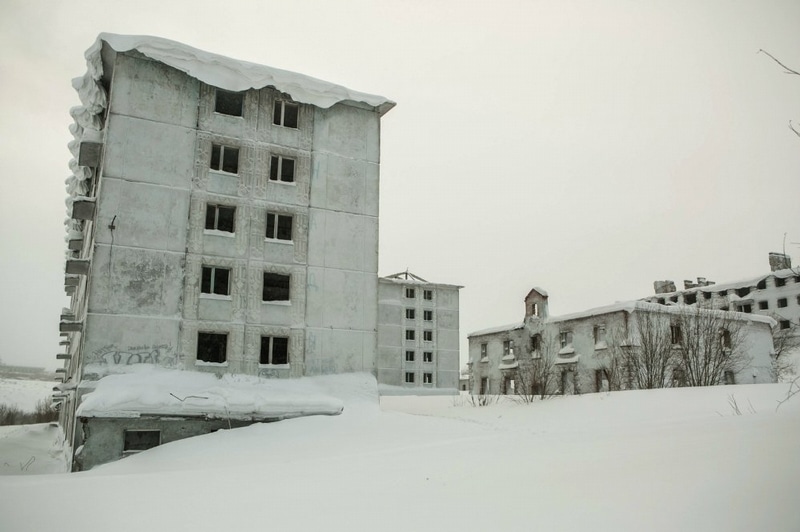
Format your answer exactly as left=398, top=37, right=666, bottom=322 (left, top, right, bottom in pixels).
left=768, top=252, right=791, bottom=272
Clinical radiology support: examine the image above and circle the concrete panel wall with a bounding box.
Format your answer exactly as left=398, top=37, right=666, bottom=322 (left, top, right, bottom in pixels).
left=103, top=115, right=196, bottom=189
left=81, top=314, right=180, bottom=371
left=87, top=246, right=184, bottom=317
left=109, top=54, right=199, bottom=127
left=93, top=178, right=190, bottom=251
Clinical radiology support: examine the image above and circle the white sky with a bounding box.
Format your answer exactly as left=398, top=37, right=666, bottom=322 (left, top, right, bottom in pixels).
left=0, top=0, right=798, bottom=370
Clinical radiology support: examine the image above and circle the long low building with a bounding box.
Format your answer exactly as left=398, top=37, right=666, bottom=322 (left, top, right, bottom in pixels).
left=467, top=288, right=776, bottom=396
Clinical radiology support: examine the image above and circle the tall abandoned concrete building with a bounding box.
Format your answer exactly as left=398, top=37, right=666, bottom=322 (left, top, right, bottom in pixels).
left=58, top=34, right=397, bottom=469
left=377, top=271, right=462, bottom=390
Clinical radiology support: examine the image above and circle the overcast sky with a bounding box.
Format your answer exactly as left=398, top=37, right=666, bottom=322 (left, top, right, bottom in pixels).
left=1, top=0, right=798, bottom=370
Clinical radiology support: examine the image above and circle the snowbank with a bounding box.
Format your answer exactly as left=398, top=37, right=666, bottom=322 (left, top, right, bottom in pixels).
left=76, top=366, right=352, bottom=420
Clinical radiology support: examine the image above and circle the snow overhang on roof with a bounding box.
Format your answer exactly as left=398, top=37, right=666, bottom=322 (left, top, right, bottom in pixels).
left=467, top=322, right=525, bottom=338
left=87, top=33, right=396, bottom=116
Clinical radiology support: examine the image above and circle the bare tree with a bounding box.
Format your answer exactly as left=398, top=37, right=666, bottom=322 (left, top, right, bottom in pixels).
left=770, top=321, right=800, bottom=382
left=596, top=322, right=637, bottom=391
left=673, top=307, right=751, bottom=386
left=758, top=49, right=800, bottom=139
left=628, top=309, right=679, bottom=389
left=512, top=328, right=560, bottom=402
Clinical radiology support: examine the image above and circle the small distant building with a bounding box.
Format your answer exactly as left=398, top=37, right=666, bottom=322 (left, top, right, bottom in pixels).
left=468, top=287, right=775, bottom=396
left=377, top=272, right=462, bottom=391
left=643, top=252, right=800, bottom=333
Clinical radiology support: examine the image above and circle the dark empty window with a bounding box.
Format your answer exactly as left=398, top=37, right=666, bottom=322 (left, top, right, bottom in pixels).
left=757, top=279, right=767, bottom=290
left=423, top=373, right=433, bottom=384
left=684, top=293, right=697, bottom=304
left=736, top=287, right=751, bottom=297
left=123, top=430, right=161, bottom=453
left=273, top=100, right=299, bottom=128
left=780, top=320, right=791, bottom=330
left=423, top=289, right=433, bottom=301
left=405, top=350, right=415, bottom=362
left=262, top=272, right=290, bottom=301
left=197, top=332, right=227, bottom=363
left=738, top=304, right=752, bottom=313
left=721, top=329, right=732, bottom=349
left=423, top=351, right=433, bottom=363
left=530, top=335, right=541, bottom=353
left=775, top=277, right=786, bottom=287
left=703, top=292, right=711, bottom=300
left=260, top=336, right=289, bottom=365
left=269, top=155, right=295, bottom=182
left=405, top=329, right=415, bottom=341
left=670, top=325, right=682, bottom=345
left=758, top=301, right=769, bottom=310
left=778, top=298, right=788, bottom=308
left=423, top=330, right=433, bottom=342
left=405, top=288, right=415, bottom=298
left=205, top=204, right=235, bottom=233
left=423, top=310, right=433, bottom=321
left=215, top=90, right=244, bottom=117
left=405, top=372, right=415, bottom=384
left=266, top=213, right=293, bottom=240
left=723, top=371, right=735, bottom=385
left=201, top=266, right=230, bottom=295
left=210, top=144, right=239, bottom=174
left=405, top=308, right=415, bottom=320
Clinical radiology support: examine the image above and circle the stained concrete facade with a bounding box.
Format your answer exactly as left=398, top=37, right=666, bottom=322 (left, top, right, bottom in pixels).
left=377, top=272, right=462, bottom=390
left=468, top=289, right=776, bottom=396
left=58, top=35, right=394, bottom=469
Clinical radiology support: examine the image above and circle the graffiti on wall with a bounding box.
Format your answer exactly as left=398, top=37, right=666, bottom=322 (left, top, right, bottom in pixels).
left=91, top=343, right=176, bottom=367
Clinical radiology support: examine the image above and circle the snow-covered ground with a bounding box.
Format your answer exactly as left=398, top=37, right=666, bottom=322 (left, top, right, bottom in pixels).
left=0, top=377, right=54, bottom=412
left=0, top=374, right=798, bottom=531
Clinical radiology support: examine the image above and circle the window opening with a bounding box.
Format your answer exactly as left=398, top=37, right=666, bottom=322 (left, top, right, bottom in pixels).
left=423, top=351, right=433, bottom=363
left=260, top=336, right=289, bottom=365
left=778, top=298, right=788, bottom=308
left=205, top=204, right=235, bottom=233
left=405, top=372, right=415, bottom=384
left=405, top=308, right=415, bottom=320
left=405, top=329, right=415, bottom=341
left=273, top=100, right=299, bottom=128
left=423, top=310, right=433, bottom=321
left=423, top=373, right=433, bottom=384
left=423, top=289, right=433, bottom=301
left=266, top=213, right=293, bottom=240
left=405, top=350, right=415, bottom=362
left=201, top=266, right=230, bottom=295
left=423, top=330, right=433, bottom=342
left=405, top=288, right=415, bottom=299
left=123, top=430, right=161, bottom=453
left=263, top=272, right=290, bottom=301
left=215, top=90, right=244, bottom=116
left=197, top=332, right=227, bottom=363
left=210, top=144, right=239, bottom=174
left=269, top=155, right=295, bottom=183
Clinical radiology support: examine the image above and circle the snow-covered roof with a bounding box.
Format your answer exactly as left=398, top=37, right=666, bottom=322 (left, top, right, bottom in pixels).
left=76, top=366, right=344, bottom=420
left=89, top=33, right=395, bottom=115
left=647, top=268, right=799, bottom=299
left=468, top=322, right=524, bottom=338
left=468, top=299, right=776, bottom=338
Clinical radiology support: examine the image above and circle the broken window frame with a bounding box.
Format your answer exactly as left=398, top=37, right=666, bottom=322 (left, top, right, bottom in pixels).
left=273, top=100, right=299, bottom=128
left=423, top=330, right=433, bottom=342
left=260, top=336, right=289, bottom=365
left=670, top=325, right=682, bottom=345
left=205, top=204, right=236, bottom=233
left=210, top=144, right=240, bottom=174
left=423, top=351, right=433, bottom=363
left=423, top=373, right=433, bottom=384
left=265, top=212, right=293, bottom=241
left=201, top=266, right=231, bottom=296
left=269, top=155, right=295, bottom=183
